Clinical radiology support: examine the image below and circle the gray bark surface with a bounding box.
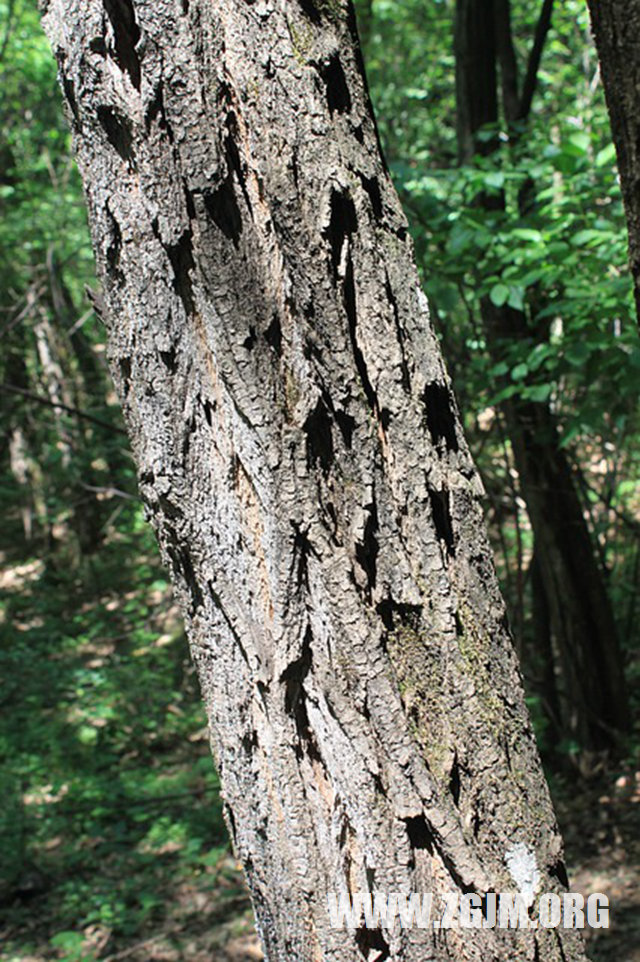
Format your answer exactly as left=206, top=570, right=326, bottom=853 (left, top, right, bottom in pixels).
left=41, top=1, right=587, bottom=959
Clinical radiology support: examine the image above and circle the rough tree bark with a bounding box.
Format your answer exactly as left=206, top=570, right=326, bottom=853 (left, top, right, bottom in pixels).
left=587, top=0, right=640, bottom=328
left=455, top=0, right=629, bottom=754
left=41, top=1, right=587, bottom=959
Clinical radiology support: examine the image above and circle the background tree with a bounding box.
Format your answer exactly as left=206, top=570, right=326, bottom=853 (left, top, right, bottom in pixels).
left=453, top=0, right=628, bottom=755
left=586, top=0, right=640, bottom=328
left=38, top=0, right=587, bottom=960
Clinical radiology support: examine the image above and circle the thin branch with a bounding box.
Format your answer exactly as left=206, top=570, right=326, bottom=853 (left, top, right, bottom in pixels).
left=518, top=0, right=554, bottom=121
left=80, top=482, right=139, bottom=501
left=494, top=0, right=520, bottom=124
left=0, top=382, right=127, bottom=435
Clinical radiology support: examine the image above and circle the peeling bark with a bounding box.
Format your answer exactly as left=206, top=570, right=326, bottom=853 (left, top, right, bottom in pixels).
left=41, top=1, right=587, bottom=959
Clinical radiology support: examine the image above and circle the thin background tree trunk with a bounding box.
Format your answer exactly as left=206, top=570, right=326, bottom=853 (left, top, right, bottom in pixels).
left=41, top=1, right=586, bottom=958
left=455, top=0, right=628, bottom=754
left=587, top=0, right=640, bottom=329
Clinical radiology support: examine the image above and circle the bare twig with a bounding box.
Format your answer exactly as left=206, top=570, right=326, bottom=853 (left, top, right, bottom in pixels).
left=0, top=382, right=127, bottom=435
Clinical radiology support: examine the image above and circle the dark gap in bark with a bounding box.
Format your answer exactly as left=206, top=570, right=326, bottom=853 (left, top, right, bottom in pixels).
left=323, top=500, right=339, bottom=541
left=208, top=582, right=250, bottom=665
left=318, top=53, right=352, bottom=115
left=355, top=501, right=378, bottom=593
left=225, top=803, right=237, bottom=842
left=377, top=598, right=422, bottom=632
left=103, top=0, right=141, bottom=90
left=534, top=939, right=541, bottom=962
left=371, top=773, right=385, bottom=798
left=201, top=398, right=214, bottom=426
left=503, top=733, right=512, bottom=772
left=353, top=123, right=364, bottom=144
left=344, top=256, right=378, bottom=413
left=243, top=327, right=257, bottom=351
left=106, top=214, right=124, bottom=282
left=423, top=381, right=459, bottom=452
left=184, top=184, right=196, bottom=220
left=549, top=858, right=569, bottom=889
left=290, top=521, right=317, bottom=590
left=335, top=408, right=355, bottom=448
left=158, top=495, right=184, bottom=521
left=62, top=75, right=80, bottom=127
left=297, top=0, right=321, bottom=23
left=119, top=357, right=131, bottom=387
left=355, top=927, right=390, bottom=962
left=203, top=176, right=243, bottom=247
left=449, top=753, right=461, bottom=807
left=428, top=487, right=455, bottom=554
left=166, top=540, right=203, bottom=613
left=396, top=225, right=408, bottom=241
left=379, top=407, right=391, bottom=429
left=264, top=313, right=282, bottom=355
left=303, top=397, right=334, bottom=474
left=327, top=189, right=357, bottom=279
left=224, top=128, right=253, bottom=216
left=404, top=815, right=435, bottom=854
left=230, top=453, right=240, bottom=488
left=359, top=173, right=383, bottom=219
left=97, top=106, right=135, bottom=165
left=472, top=808, right=481, bottom=838
left=181, top=0, right=189, bottom=12
left=89, top=36, right=107, bottom=56
left=281, top=626, right=313, bottom=739
left=385, top=274, right=411, bottom=392
left=181, top=414, right=196, bottom=462
left=242, top=730, right=258, bottom=754
left=159, top=347, right=178, bottom=374
left=166, top=229, right=196, bottom=315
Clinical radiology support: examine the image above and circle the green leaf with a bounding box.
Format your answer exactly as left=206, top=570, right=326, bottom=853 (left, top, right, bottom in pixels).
left=595, top=143, right=616, bottom=168
left=571, top=229, right=609, bottom=247
left=484, top=170, right=504, bottom=189
left=523, top=383, right=553, bottom=402
left=511, top=228, right=544, bottom=244
left=511, top=363, right=529, bottom=381
left=507, top=286, right=525, bottom=311
left=490, top=283, right=509, bottom=307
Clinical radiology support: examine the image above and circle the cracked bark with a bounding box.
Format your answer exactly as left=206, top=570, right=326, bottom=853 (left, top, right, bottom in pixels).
left=42, top=1, right=587, bottom=959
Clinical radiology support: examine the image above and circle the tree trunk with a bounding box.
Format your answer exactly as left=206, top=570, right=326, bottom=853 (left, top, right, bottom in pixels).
left=42, top=2, right=586, bottom=959
left=586, top=0, right=640, bottom=328
left=456, top=0, right=629, bottom=753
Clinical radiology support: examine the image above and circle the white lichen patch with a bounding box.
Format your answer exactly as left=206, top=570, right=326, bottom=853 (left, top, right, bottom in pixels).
left=505, top=843, right=540, bottom=906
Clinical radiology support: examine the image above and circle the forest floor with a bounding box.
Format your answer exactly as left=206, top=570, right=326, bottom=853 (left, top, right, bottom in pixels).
left=0, top=525, right=637, bottom=962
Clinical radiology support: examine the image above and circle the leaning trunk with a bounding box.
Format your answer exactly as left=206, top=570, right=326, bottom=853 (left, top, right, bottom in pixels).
left=42, top=2, right=586, bottom=959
